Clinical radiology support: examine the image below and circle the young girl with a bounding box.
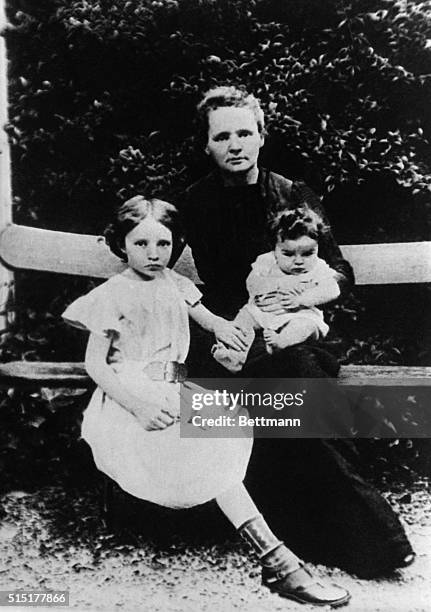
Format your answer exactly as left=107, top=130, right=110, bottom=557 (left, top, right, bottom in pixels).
left=62, top=196, right=350, bottom=608
left=213, top=206, right=340, bottom=372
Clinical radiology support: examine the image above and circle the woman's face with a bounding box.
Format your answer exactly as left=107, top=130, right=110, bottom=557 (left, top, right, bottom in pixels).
left=206, top=106, right=264, bottom=178
left=124, top=217, right=172, bottom=279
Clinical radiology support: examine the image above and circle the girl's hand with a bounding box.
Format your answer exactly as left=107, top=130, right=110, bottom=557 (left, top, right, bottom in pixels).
left=133, top=401, right=178, bottom=431
left=131, top=386, right=180, bottom=431
left=213, top=319, right=249, bottom=351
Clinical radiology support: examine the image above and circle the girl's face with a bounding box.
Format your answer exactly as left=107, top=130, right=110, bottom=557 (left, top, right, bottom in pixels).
left=274, top=235, right=318, bottom=275
left=124, top=217, right=172, bottom=279
left=206, top=106, right=264, bottom=178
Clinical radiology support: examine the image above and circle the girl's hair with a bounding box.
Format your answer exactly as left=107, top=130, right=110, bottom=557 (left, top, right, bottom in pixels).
left=104, top=196, right=184, bottom=263
left=196, top=85, right=265, bottom=143
left=269, top=206, right=328, bottom=246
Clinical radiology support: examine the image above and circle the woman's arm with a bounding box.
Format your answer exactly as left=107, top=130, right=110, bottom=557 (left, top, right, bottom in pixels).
left=255, top=283, right=340, bottom=313
left=188, top=302, right=250, bottom=351
left=85, top=333, right=176, bottom=430
left=253, top=266, right=340, bottom=313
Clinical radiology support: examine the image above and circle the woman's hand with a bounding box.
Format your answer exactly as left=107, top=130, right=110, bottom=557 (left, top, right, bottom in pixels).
left=213, top=319, right=250, bottom=351
left=255, top=288, right=305, bottom=314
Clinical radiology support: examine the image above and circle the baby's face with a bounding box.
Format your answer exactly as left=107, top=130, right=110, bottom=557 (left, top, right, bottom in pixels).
left=274, top=235, right=318, bottom=275
left=124, top=217, right=172, bottom=279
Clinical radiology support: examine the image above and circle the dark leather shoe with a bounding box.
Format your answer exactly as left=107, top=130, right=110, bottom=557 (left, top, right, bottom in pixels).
left=398, top=552, right=416, bottom=568
left=262, top=563, right=351, bottom=608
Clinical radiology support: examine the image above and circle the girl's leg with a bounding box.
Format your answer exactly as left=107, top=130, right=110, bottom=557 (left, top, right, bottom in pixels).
left=215, top=483, right=350, bottom=607
left=215, top=481, right=260, bottom=528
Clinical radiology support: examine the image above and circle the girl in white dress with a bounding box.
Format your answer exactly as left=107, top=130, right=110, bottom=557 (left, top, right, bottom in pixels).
left=62, top=196, right=349, bottom=608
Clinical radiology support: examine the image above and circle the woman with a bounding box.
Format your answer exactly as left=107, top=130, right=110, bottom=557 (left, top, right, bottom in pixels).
left=178, top=86, right=414, bottom=578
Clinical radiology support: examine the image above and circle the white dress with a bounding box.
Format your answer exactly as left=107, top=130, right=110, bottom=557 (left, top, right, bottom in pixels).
left=63, top=269, right=252, bottom=509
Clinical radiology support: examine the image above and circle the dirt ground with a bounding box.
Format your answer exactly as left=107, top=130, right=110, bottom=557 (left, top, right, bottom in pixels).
left=0, top=480, right=430, bottom=612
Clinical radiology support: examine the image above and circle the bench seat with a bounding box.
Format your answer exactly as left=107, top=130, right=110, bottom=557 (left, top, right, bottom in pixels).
left=0, top=361, right=429, bottom=388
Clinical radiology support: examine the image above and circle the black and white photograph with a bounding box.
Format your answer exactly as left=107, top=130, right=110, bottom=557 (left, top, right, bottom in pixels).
left=0, top=1, right=430, bottom=610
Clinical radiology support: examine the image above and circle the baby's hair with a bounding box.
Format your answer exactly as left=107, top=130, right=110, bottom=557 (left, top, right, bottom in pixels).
left=269, top=206, right=328, bottom=246
left=104, top=195, right=184, bottom=263
left=196, top=85, right=265, bottom=144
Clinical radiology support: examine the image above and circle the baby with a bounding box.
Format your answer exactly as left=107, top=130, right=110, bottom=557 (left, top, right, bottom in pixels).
left=213, top=206, right=340, bottom=372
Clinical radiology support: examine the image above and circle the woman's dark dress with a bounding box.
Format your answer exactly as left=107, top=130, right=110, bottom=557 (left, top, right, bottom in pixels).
left=179, top=168, right=413, bottom=578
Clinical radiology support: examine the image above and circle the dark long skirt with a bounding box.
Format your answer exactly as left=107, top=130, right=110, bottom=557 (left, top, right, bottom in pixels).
left=187, top=324, right=414, bottom=578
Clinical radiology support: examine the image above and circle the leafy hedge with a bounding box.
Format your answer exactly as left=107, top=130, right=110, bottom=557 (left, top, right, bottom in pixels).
left=4, top=0, right=431, bottom=236
left=2, top=0, right=430, bottom=360
left=1, top=0, right=431, bottom=482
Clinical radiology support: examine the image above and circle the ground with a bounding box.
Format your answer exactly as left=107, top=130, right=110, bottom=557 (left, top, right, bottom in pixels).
left=0, top=479, right=430, bottom=612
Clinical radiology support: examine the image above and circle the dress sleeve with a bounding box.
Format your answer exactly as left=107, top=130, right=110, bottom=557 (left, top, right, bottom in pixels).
left=250, top=253, right=274, bottom=275
left=170, top=271, right=203, bottom=306
left=175, top=176, right=220, bottom=289
left=313, top=258, right=339, bottom=282
left=246, top=269, right=266, bottom=298
left=62, top=282, right=121, bottom=337
left=247, top=253, right=279, bottom=298
left=299, top=259, right=340, bottom=306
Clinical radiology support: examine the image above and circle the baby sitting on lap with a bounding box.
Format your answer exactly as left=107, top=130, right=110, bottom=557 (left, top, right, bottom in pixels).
left=213, top=206, right=340, bottom=373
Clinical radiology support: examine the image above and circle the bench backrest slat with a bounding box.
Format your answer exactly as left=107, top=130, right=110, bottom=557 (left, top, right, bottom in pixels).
left=0, top=224, right=430, bottom=285
left=343, top=241, right=431, bottom=285
left=0, top=224, right=126, bottom=278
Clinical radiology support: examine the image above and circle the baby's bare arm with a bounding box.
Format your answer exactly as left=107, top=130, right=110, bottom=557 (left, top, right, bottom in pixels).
left=188, top=302, right=249, bottom=351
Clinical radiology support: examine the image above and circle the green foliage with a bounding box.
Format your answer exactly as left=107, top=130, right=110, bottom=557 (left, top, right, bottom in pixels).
left=4, top=0, right=431, bottom=232
left=2, top=1, right=431, bottom=476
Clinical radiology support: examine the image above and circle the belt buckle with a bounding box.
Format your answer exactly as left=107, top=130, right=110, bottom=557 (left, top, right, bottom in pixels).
left=163, top=361, right=187, bottom=383
left=164, top=361, right=179, bottom=383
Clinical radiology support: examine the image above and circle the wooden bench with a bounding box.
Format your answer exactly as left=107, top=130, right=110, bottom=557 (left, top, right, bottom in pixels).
left=0, top=223, right=429, bottom=527
left=0, top=223, right=430, bottom=387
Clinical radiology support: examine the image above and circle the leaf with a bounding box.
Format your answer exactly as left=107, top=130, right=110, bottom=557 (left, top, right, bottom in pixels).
left=29, top=415, right=46, bottom=428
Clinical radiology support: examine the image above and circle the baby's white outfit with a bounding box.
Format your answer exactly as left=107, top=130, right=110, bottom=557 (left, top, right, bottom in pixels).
left=245, top=252, right=337, bottom=336
left=212, top=252, right=338, bottom=372
left=63, top=269, right=252, bottom=509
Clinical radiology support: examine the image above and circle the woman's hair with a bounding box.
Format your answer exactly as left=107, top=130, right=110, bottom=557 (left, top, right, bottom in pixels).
left=196, top=85, right=265, bottom=142
left=104, top=195, right=184, bottom=262
left=269, top=206, right=328, bottom=246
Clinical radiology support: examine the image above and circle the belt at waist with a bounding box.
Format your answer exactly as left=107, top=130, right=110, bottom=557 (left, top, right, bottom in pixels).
left=143, top=361, right=187, bottom=383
